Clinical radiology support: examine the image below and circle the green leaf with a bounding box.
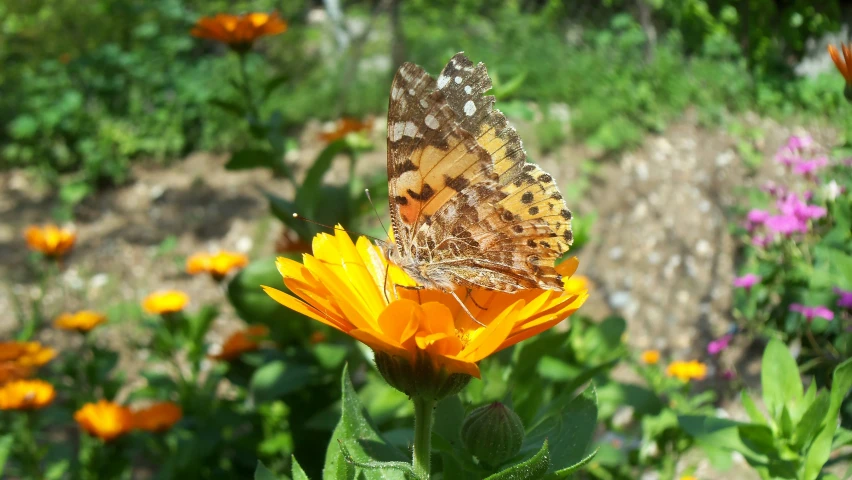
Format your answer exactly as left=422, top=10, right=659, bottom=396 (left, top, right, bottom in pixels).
left=485, top=440, right=549, bottom=480
left=761, top=339, right=803, bottom=420
left=324, top=364, right=407, bottom=480
left=265, top=191, right=312, bottom=241
left=294, top=140, right=350, bottom=218
left=263, top=74, right=291, bottom=100
left=226, top=148, right=277, bottom=170
left=804, top=358, right=852, bottom=480
left=741, top=390, right=767, bottom=425
left=523, top=383, right=598, bottom=473
left=337, top=442, right=417, bottom=478
left=550, top=447, right=599, bottom=478
left=792, top=390, right=830, bottom=449
left=0, top=434, right=13, bottom=477
left=256, top=460, right=283, bottom=480
left=250, top=360, right=315, bottom=402
left=209, top=98, right=246, bottom=117
left=291, top=456, right=309, bottom=480
left=186, top=305, right=218, bottom=350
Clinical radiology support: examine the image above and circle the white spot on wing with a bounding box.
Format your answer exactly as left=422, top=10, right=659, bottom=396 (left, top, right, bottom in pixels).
left=464, top=85, right=472, bottom=94
left=391, top=86, right=403, bottom=100
left=454, top=76, right=462, bottom=84
left=420, top=99, right=429, bottom=108
left=403, top=121, right=419, bottom=138
left=437, top=75, right=450, bottom=89
left=408, top=88, right=415, bottom=95
left=463, top=100, right=477, bottom=116
left=424, top=114, right=439, bottom=129
left=390, top=122, right=405, bottom=142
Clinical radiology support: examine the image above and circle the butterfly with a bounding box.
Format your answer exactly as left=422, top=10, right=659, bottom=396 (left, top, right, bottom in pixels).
left=381, top=52, right=573, bottom=301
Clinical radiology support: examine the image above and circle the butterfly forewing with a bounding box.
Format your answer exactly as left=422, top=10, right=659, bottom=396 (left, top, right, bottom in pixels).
left=385, top=53, right=573, bottom=293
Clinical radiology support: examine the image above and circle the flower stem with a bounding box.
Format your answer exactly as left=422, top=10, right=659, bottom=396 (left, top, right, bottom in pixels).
left=236, top=52, right=259, bottom=121
left=412, top=396, right=436, bottom=480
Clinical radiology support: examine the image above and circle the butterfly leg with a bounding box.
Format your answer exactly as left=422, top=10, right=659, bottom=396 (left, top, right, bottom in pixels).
left=395, top=283, right=424, bottom=304
left=465, top=288, right=488, bottom=311
left=450, top=290, right=486, bottom=327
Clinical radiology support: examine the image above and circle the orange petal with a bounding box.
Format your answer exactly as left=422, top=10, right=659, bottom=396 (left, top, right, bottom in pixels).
left=420, top=302, right=456, bottom=336
left=377, top=299, right=422, bottom=344
left=349, top=328, right=410, bottom=359
left=460, top=299, right=524, bottom=362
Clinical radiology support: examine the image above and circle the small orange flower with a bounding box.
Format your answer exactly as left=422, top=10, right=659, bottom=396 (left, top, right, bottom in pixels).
left=318, top=117, right=374, bottom=143
left=641, top=349, right=661, bottom=365
left=54, top=310, right=107, bottom=332
left=191, top=13, right=287, bottom=51
left=75, top=400, right=133, bottom=441
left=132, top=402, right=183, bottom=432
left=263, top=229, right=588, bottom=381
left=0, top=379, right=56, bottom=410
left=666, top=360, right=707, bottom=382
left=0, top=341, right=57, bottom=368
left=829, top=43, right=852, bottom=85
left=25, top=224, right=76, bottom=257
left=186, top=251, right=248, bottom=280
left=0, top=363, right=32, bottom=385
left=309, top=331, right=327, bottom=344
left=142, top=291, right=190, bottom=315
left=210, top=325, right=269, bottom=361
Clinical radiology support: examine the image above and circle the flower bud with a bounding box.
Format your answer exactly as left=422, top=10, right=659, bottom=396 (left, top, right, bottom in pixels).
left=374, top=350, right=471, bottom=401
left=461, top=402, right=525, bottom=467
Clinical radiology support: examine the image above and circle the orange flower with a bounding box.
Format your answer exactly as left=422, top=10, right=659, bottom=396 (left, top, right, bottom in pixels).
left=829, top=43, right=852, bottom=85
left=191, top=13, right=287, bottom=51
left=54, top=310, right=107, bottom=332
left=641, top=349, right=661, bottom=365
left=186, top=251, right=248, bottom=280
left=25, top=224, right=76, bottom=257
left=210, top=325, right=269, bottom=361
left=0, top=379, right=56, bottom=410
left=263, top=230, right=588, bottom=382
left=318, top=117, right=374, bottom=143
left=142, top=291, right=189, bottom=315
left=132, top=402, right=183, bottom=432
left=666, top=360, right=707, bottom=382
left=75, top=400, right=133, bottom=441
left=0, top=341, right=57, bottom=369
left=0, top=362, right=32, bottom=385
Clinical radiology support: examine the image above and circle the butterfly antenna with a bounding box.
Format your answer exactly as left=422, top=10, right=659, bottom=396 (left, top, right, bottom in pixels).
left=364, top=189, right=390, bottom=238
left=291, top=213, right=384, bottom=243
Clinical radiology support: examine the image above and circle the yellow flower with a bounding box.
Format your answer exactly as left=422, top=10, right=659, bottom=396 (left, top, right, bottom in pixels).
left=829, top=43, right=852, bottom=85
left=75, top=400, right=134, bottom=441
left=191, top=13, right=287, bottom=51
left=186, top=250, right=248, bottom=280
left=209, top=325, right=269, bottom=361
left=0, top=379, right=56, bottom=410
left=563, top=274, right=590, bottom=293
left=263, top=230, right=588, bottom=383
left=641, top=349, right=661, bottom=365
left=680, top=476, right=698, bottom=480
left=666, top=360, right=707, bottom=382
left=318, top=117, right=374, bottom=143
left=132, top=402, right=183, bottom=432
left=54, top=310, right=107, bottom=332
left=25, top=224, right=76, bottom=257
left=142, top=291, right=190, bottom=315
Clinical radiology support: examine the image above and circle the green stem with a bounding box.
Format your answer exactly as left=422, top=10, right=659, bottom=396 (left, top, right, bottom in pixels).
left=412, top=397, right=436, bottom=480
left=23, top=412, right=43, bottom=480
left=237, top=53, right=259, bottom=121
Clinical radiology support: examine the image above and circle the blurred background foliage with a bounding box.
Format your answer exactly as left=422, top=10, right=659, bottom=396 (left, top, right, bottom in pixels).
left=0, top=0, right=847, bottom=195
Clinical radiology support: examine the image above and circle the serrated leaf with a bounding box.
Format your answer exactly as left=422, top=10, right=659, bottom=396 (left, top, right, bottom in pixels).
left=324, top=365, right=407, bottom=480
left=485, top=440, right=549, bottom=480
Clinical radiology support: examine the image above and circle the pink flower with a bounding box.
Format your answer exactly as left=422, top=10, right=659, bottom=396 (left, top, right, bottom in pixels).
left=793, top=157, right=828, bottom=177
left=761, top=182, right=787, bottom=198
left=786, top=135, right=813, bottom=151
left=733, top=274, right=761, bottom=289
left=835, top=288, right=852, bottom=309
left=721, top=369, right=736, bottom=381
left=765, top=214, right=807, bottom=235
left=790, top=304, right=834, bottom=322
left=747, top=209, right=770, bottom=224
left=707, top=334, right=733, bottom=355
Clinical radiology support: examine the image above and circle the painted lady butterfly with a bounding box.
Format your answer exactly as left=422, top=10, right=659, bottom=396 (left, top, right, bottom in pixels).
left=382, top=53, right=573, bottom=296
